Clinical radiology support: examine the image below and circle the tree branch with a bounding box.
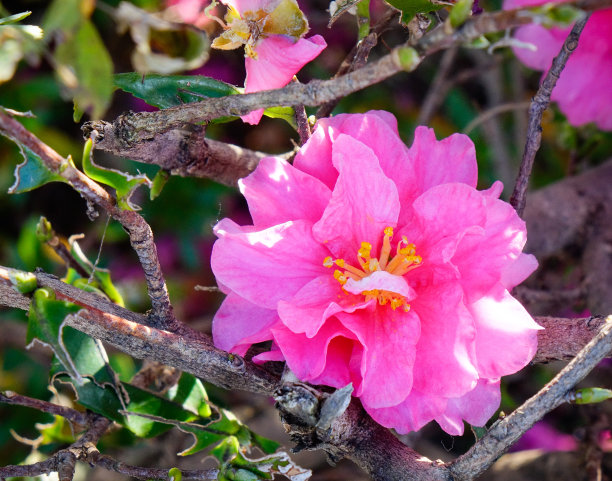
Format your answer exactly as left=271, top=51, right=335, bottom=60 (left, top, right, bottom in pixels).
left=510, top=13, right=591, bottom=216
left=450, top=316, right=612, bottom=480
left=0, top=111, right=177, bottom=330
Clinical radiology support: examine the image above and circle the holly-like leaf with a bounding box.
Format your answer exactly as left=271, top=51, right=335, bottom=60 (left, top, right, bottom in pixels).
left=81, top=138, right=151, bottom=211
left=113, top=72, right=240, bottom=109
left=8, top=144, right=66, bottom=194
left=113, top=73, right=296, bottom=125
left=383, top=0, right=443, bottom=25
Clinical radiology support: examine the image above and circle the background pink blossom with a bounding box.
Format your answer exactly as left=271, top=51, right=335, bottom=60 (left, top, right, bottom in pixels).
left=211, top=111, right=541, bottom=434
left=504, top=0, right=612, bottom=130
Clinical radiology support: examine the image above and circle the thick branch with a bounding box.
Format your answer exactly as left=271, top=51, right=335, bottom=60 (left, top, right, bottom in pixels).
left=0, top=111, right=177, bottom=330
left=82, top=122, right=268, bottom=186
left=450, top=316, right=612, bottom=480
left=510, top=14, right=591, bottom=216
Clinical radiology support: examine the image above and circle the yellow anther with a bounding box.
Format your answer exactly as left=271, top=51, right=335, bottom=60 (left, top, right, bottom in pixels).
left=368, top=258, right=380, bottom=271
left=358, top=242, right=372, bottom=259
left=333, top=270, right=347, bottom=285
left=335, top=259, right=346, bottom=267
left=390, top=298, right=403, bottom=310
left=323, top=256, right=333, bottom=268
left=384, top=226, right=394, bottom=237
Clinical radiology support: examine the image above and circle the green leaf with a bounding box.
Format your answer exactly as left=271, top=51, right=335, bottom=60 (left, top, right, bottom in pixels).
left=150, top=169, right=170, bottom=200
left=53, top=19, right=113, bottom=119
left=36, top=415, right=77, bottom=446
left=0, top=11, right=33, bottom=25
left=449, top=0, right=473, bottom=28
left=470, top=425, right=488, bottom=441
left=8, top=144, right=66, bottom=194
left=572, top=387, right=612, bottom=404
left=26, top=288, right=85, bottom=384
left=42, top=0, right=93, bottom=34
left=383, top=0, right=443, bottom=24
left=168, top=467, right=183, bottom=481
left=214, top=437, right=311, bottom=481
left=261, top=106, right=297, bottom=128
left=81, top=138, right=151, bottom=211
left=356, top=0, right=371, bottom=40
left=113, top=73, right=240, bottom=110
left=7, top=268, right=37, bottom=294
left=166, top=373, right=212, bottom=418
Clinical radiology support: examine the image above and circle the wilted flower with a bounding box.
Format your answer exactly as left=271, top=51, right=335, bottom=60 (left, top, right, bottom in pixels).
left=505, top=0, right=612, bottom=130
left=211, top=111, right=541, bottom=434
left=211, top=0, right=326, bottom=124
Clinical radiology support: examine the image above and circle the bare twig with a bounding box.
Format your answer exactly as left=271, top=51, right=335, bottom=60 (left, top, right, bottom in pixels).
left=0, top=391, right=91, bottom=426
left=510, top=14, right=591, bottom=217
left=450, top=316, right=612, bottom=480
left=462, top=101, right=531, bottom=134
left=294, top=103, right=311, bottom=145
left=0, top=111, right=178, bottom=330
left=417, top=46, right=459, bottom=125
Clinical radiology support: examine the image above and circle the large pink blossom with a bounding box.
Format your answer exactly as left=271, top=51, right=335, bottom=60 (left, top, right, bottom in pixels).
left=211, top=111, right=541, bottom=434
left=211, top=0, right=326, bottom=124
left=505, top=0, right=612, bottom=130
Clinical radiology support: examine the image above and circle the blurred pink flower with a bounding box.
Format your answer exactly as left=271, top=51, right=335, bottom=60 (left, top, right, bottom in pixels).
left=166, top=0, right=211, bottom=27
left=211, top=111, right=541, bottom=434
left=504, top=0, right=612, bottom=130
left=211, top=0, right=326, bottom=124
left=511, top=421, right=577, bottom=452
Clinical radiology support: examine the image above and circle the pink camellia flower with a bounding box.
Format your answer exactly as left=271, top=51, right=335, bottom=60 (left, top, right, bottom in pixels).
left=211, top=111, right=542, bottom=434
left=211, top=0, right=326, bottom=124
left=504, top=0, right=612, bottom=130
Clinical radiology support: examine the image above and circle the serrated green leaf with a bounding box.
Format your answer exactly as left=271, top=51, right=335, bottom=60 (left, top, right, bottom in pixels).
left=384, top=0, right=443, bottom=24
left=8, top=144, right=66, bottom=194
left=81, top=138, right=151, bottom=211
left=53, top=19, right=113, bottom=119
left=113, top=72, right=240, bottom=110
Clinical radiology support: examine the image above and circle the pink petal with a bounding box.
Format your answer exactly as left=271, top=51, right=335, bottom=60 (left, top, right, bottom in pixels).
left=336, top=308, right=420, bottom=409
left=293, top=111, right=412, bottom=195
left=239, top=156, right=331, bottom=228
left=501, top=253, right=538, bottom=289
left=252, top=343, right=285, bottom=363
left=312, top=134, right=400, bottom=260
left=277, top=274, right=374, bottom=338
left=435, top=379, right=501, bottom=435
left=219, top=0, right=270, bottom=14
left=211, top=218, right=329, bottom=309
left=366, top=389, right=448, bottom=434
left=410, top=282, right=479, bottom=398
left=344, top=271, right=416, bottom=301
left=213, top=292, right=279, bottom=355
left=272, top=317, right=357, bottom=387
left=242, top=35, right=327, bottom=124
left=469, top=285, right=541, bottom=379
left=407, top=127, right=478, bottom=192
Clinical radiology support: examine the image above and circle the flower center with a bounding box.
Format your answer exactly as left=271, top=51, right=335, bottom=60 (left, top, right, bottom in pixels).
left=323, top=227, right=422, bottom=311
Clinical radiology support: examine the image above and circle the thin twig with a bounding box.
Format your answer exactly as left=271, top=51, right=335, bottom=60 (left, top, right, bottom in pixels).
left=450, top=316, right=612, bottom=480
left=463, top=101, right=531, bottom=134
left=0, top=391, right=91, bottom=426
left=510, top=14, right=591, bottom=217
left=0, top=111, right=178, bottom=331
left=417, top=46, right=458, bottom=125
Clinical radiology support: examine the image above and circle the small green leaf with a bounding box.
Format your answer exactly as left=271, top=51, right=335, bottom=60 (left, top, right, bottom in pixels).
left=572, top=387, right=612, bottom=404
left=113, top=73, right=241, bottom=110
left=150, top=169, right=170, bottom=200
left=8, top=144, right=66, bottom=194
left=8, top=269, right=37, bottom=294
left=81, top=138, right=151, bottom=211
left=383, top=0, right=443, bottom=25
left=471, top=425, right=488, bottom=441
left=166, top=373, right=212, bottom=418
left=356, top=0, right=371, bottom=40
left=466, top=35, right=490, bottom=49
left=394, top=46, right=421, bottom=71
left=36, top=415, right=77, bottom=446
left=168, top=467, right=182, bottom=481
left=0, top=11, right=33, bottom=25
left=449, top=0, right=473, bottom=28
left=262, top=106, right=296, bottom=128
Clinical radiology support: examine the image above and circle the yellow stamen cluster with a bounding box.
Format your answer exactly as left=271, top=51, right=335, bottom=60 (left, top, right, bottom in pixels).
left=323, top=227, right=422, bottom=311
